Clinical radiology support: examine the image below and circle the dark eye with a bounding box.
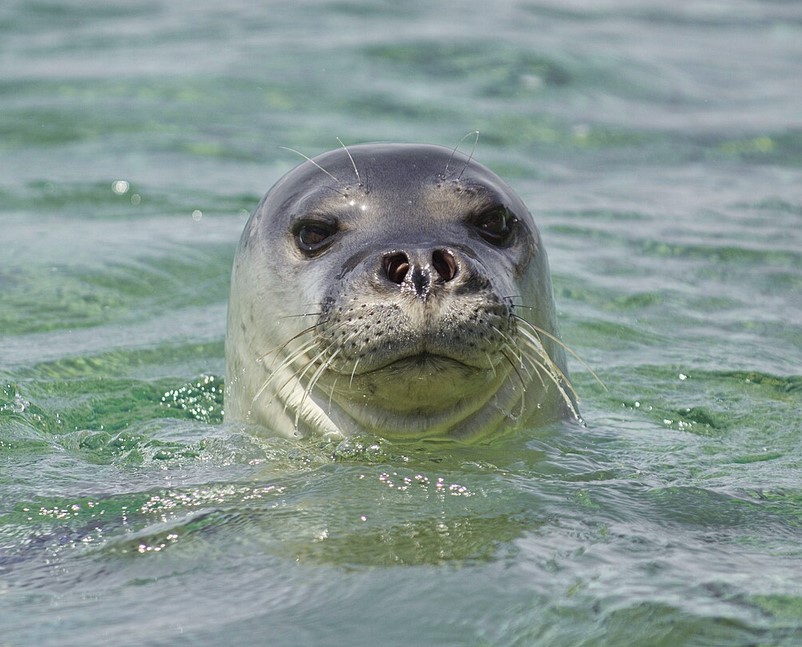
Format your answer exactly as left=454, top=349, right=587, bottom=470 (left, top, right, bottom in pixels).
left=294, top=221, right=337, bottom=254
left=474, top=207, right=517, bottom=246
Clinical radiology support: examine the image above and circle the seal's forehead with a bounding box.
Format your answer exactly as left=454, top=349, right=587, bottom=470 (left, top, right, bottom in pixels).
left=314, top=143, right=501, bottom=187
left=268, top=143, right=525, bottom=215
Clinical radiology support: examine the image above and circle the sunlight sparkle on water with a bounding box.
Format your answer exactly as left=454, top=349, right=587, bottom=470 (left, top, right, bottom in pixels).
left=111, top=180, right=129, bottom=195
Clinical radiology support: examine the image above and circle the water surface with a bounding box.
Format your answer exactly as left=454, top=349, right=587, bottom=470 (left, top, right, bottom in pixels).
left=2, top=1, right=801, bottom=645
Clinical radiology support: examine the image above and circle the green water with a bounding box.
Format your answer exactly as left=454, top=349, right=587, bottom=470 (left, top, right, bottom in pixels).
left=2, top=1, right=801, bottom=645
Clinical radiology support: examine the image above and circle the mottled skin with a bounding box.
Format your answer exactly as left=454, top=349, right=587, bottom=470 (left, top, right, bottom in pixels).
left=225, top=143, right=575, bottom=439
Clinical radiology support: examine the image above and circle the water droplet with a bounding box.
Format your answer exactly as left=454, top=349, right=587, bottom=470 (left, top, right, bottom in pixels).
left=12, top=393, right=28, bottom=413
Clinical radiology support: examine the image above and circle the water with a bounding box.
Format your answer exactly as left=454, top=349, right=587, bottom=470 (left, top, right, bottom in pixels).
left=2, top=0, right=801, bottom=645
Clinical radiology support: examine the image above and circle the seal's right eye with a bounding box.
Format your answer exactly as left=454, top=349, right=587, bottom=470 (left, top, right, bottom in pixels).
left=294, top=221, right=337, bottom=254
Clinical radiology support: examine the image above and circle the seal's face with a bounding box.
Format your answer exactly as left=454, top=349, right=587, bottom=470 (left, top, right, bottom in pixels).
left=226, top=144, right=574, bottom=439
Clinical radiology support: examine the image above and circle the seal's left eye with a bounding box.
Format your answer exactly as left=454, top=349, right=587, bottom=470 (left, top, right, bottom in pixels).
left=474, top=207, right=517, bottom=246
left=294, top=221, right=336, bottom=254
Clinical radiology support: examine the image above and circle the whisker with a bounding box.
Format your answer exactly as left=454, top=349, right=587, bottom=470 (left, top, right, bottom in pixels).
left=295, top=348, right=341, bottom=429
left=349, top=357, right=361, bottom=388
left=280, top=146, right=348, bottom=196
left=492, top=324, right=532, bottom=380
left=516, top=339, right=556, bottom=391
left=327, top=375, right=339, bottom=414
left=514, top=315, right=606, bottom=391
left=511, top=320, right=579, bottom=407
left=256, top=314, right=354, bottom=367
left=443, top=130, right=480, bottom=180
left=287, top=345, right=330, bottom=394
left=251, top=339, right=321, bottom=407
left=257, top=324, right=321, bottom=364
left=499, top=347, right=528, bottom=419
left=517, top=333, right=580, bottom=419
left=505, top=329, right=552, bottom=389
left=484, top=352, right=498, bottom=379
left=517, top=328, right=576, bottom=394
left=276, top=312, right=324, bottom=320
left=503, top=340, right=545, bottom=386
left=276, top=346, right=329, bottom=417
left=457, top=130, right=480, bottom=181
left=336, top=137, right=361, bottom=185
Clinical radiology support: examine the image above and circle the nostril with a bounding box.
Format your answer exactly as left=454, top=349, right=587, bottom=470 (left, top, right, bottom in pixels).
left=383, top=252, right=410, bottom=284
left=432, top=249, right=458, bottom=282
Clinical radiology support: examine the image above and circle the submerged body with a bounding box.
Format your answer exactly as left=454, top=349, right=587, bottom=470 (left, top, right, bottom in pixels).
left=225, top=143, right=576, bottom=439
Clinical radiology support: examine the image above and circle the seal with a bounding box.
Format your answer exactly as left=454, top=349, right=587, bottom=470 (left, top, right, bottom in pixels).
left=224, top=143, right=577, bottom=439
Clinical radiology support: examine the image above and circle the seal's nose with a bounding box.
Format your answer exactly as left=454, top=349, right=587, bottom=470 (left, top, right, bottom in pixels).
left=382, top=249, right=458, bottom=297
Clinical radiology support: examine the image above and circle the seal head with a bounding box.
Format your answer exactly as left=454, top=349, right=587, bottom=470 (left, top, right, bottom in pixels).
left=225, top=143, right=575, bottom=439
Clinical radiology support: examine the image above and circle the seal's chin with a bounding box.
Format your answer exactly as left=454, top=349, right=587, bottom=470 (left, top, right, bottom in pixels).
left=336, top=351, right=500, bottom=414
left=366, top=352, right=480, bottom=375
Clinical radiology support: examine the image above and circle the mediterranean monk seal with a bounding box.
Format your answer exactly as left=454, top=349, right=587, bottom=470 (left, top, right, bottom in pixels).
left=224, top=143, right=577, bottom=439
